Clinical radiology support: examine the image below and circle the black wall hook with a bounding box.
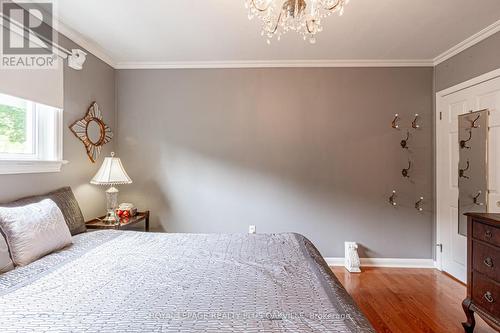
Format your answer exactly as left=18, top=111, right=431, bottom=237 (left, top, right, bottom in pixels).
left=412, top=114, right=420, bottom=129
left=392, top=114, right=400, bottom=129
left=459, top=160, right=470, bottom=179
left=470, top=114, right=481, bottom=129
left=473, top=191, right=484, bottom=206
left=415, top=197, right=424, bottom=212
left=389, top=190, right=397, bottom=206
left=402, top=160, right=412, bottom=178
left=460, top=130, right=472, bottom=149
left=400, top=131, right=410, bottom=149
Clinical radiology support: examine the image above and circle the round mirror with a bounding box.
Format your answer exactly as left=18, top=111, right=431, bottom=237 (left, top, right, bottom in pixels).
left=70, top=102, right=113, bottom=163
left=86, top=119, right=104, bottom=145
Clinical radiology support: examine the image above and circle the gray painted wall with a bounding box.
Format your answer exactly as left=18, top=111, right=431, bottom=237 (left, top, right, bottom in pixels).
left=0, top=34, right=116, bottom=220
left=0, top=25, right=496, bottom=260
left=435, top=31, right=500, bottom=92
left=116, top=67, right=434, bottom=258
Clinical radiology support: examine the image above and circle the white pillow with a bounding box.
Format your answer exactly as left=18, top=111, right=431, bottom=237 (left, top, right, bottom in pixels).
left=0, top=233, right=13, bottom=273
left=0, top=199, right=72, bottom=266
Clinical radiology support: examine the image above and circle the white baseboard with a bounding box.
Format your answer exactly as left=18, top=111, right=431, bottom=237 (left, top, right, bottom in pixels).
left=324, top=257, right=435, bottom=268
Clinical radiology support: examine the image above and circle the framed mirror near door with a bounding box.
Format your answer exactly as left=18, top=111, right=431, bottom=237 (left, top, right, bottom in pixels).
left=436, top=70, right=500, bottom=283
left=458, top=110, right=489, bottom=237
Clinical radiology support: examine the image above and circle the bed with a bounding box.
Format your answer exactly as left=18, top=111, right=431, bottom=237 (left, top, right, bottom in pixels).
left=0, top=230, right=374, bottom=332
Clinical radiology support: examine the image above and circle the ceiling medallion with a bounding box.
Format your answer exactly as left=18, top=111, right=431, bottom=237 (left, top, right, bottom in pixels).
left=245, top=0, right=349, bottom=44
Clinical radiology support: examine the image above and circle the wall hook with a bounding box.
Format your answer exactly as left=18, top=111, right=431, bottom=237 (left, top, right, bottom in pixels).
left=470, top=114, right=481, bottom=129
left=460, top=129, right=472, bottom=149
left=412, top=114, right=420, bottom=129
left=402, top=160, right=412, bottom=178
left=459, top=160, right=470, bottom=179
left=400, top=131, right=410, bottom=149
left=392, top=114, right=400, bottom=129
left=389, top=190, right=397, bottom=206
left=415, top=197, right=424, bottom=212
left=473, top=191, right=484, bottom=206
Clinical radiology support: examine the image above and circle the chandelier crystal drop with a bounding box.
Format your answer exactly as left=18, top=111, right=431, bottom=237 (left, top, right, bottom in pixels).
left=245, top=0, right=350, bottom=44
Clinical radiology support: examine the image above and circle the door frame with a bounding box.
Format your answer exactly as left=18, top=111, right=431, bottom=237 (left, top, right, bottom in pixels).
left=435, top=68, right=500, bottom=272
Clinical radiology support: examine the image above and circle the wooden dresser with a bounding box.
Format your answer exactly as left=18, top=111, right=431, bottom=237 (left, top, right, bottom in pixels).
left=463, top=213, right=500, bottom=332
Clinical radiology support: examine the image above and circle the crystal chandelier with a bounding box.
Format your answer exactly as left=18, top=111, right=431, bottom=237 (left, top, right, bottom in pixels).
left=245, top=0, right=349, bottom=44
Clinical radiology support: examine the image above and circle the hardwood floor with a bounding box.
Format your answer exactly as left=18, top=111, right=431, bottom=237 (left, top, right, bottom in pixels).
left=331, top=267, right=496, bottom=333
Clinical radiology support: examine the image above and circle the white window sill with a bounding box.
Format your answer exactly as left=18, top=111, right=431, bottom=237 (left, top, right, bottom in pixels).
left=0, top=160, right=68, bottom=175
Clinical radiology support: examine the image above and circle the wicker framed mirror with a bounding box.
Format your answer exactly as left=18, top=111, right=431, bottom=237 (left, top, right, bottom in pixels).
left=70, top=102, right=113, bottom=163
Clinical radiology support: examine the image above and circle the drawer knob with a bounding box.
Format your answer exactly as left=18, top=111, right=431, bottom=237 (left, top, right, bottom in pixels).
left=484, top=291, right=494, bottom=303
left=485, top=230, right=493, bottom=239
left=484, top=257, right=494, bottom=268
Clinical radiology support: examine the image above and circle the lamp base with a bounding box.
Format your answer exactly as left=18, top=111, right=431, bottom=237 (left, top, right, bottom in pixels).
left=103, top=186, right=119, bottom=225
left=101, top=211, right=119, bottom=225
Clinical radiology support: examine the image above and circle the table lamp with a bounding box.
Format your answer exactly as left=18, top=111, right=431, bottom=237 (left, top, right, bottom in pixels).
left=90, top=152, right=132, bottom=224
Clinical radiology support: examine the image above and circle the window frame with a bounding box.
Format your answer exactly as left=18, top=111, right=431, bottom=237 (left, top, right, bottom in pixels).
left=0, top=93, right=65, bottom=175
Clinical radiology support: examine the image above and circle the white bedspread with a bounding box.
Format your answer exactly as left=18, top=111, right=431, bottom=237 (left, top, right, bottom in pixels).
left=0, top=231, right=373, bottom=332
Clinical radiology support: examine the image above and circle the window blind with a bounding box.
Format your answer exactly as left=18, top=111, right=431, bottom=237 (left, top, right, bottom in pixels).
left=0, top=18, right=64, bottom=109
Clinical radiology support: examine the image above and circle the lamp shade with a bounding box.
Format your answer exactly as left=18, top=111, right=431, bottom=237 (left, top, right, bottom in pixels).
left=90, top=152, right=132, bottom=185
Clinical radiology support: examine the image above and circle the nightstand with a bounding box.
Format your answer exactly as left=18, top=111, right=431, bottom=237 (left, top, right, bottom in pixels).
left=86, top=211, right=150, bottom=232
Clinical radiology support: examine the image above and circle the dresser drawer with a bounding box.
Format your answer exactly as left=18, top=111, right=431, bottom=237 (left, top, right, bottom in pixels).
left=473, top=241, right=500, bottom=282
left=472, top=272, right=500, bottom=317
left=473, top=221, right=500, bottom=246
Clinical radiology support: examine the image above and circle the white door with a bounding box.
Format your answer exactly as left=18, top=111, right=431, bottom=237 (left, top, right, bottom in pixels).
left=436, top=72, right=500, bottom=282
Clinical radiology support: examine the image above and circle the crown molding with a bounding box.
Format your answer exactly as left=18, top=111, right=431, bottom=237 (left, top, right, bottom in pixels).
left=433, top=19, right=500, bottom=66
left=40, top=15, right=499, bottom=70
left=115, top=59, right=434, bottom=69
left=53, top=19, right=116, bottom=68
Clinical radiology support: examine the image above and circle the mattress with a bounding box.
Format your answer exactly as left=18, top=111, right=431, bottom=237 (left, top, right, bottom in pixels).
left=0, top=231, right=374, bottom=332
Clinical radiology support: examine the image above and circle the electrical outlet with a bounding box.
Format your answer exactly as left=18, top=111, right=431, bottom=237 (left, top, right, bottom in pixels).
left=249, top=225, right=256, bottom=234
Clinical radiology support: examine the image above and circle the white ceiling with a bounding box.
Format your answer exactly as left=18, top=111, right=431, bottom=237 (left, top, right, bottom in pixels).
left=52, top=0, right=500, bottom=68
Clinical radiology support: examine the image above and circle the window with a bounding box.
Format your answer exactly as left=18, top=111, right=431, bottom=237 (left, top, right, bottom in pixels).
left=0, top=93, right=64, bottom=174
left=0, top=94, right=35, bottom=157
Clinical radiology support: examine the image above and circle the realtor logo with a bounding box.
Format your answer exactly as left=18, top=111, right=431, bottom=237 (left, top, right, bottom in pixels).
left=1, top=1, right=57, bottom=69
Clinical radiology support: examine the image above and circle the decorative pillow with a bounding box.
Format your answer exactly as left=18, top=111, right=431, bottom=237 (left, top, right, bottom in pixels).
left=1, top=187, right=87, bottom=235
left=0, top=233, right=13, bottom=273
left=0, top=199, right=72, bottom=266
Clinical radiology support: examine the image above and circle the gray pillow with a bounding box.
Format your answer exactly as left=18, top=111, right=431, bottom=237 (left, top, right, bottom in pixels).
left=1, top=187, right=87, bottom=235
left=0, top=199, right=72, bottom=266
left=0, top=232, right=13, bottom=273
